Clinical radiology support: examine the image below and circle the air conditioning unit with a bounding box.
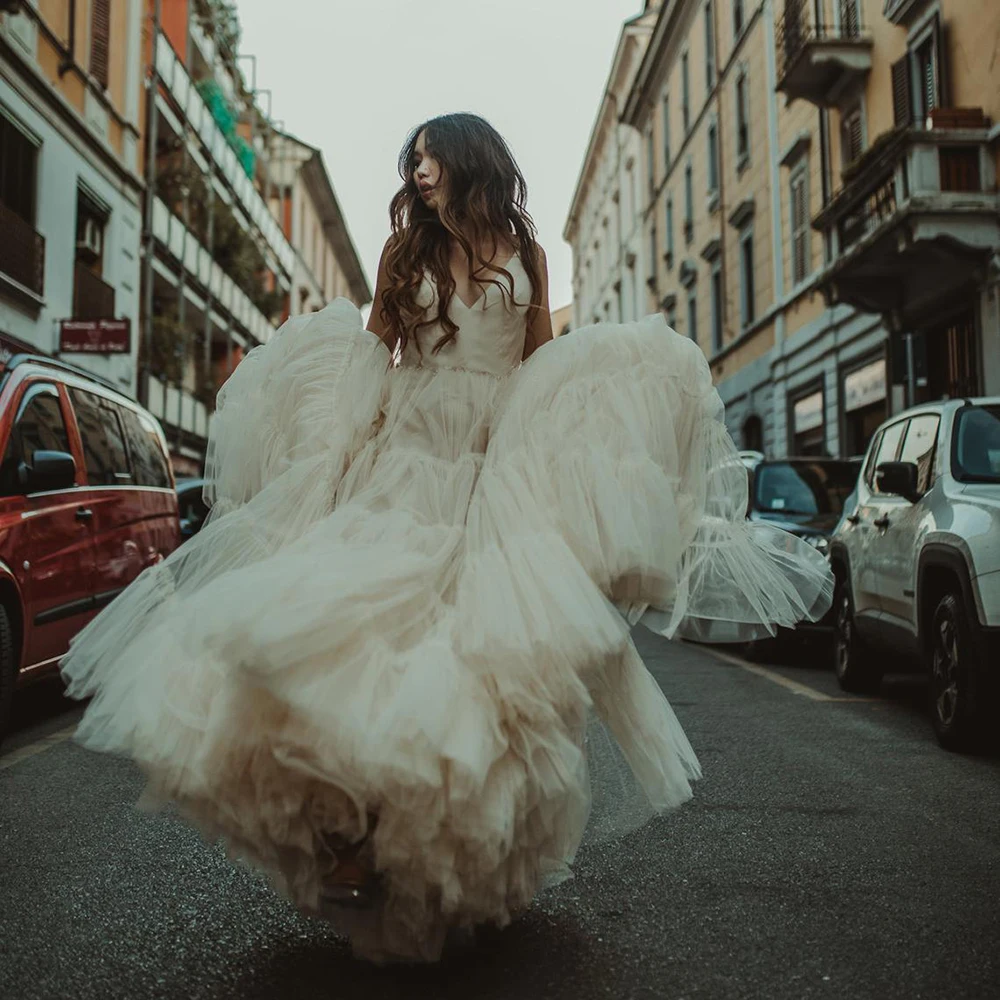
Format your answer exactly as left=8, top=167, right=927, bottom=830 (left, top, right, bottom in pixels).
left=76, top=217, right=103, bottom=260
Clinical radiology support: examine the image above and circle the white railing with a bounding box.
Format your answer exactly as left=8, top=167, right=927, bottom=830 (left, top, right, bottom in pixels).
left=154, top=32, right=295, bottom=277
left=152, top=196, right=276, bottom=344
left=147, top=375, right=210, bottom=440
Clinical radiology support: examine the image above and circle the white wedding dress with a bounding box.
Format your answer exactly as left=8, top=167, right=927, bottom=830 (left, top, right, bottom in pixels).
left=61, top=256, right=832, bottom=962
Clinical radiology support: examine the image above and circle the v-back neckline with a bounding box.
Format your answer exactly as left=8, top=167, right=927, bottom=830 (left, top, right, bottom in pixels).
left=451, top=253, right=520, bottom=311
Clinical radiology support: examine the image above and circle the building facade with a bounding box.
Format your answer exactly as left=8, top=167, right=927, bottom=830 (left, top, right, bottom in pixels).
left=1, top=0, right=146, bottom=394
left=564, top=2, right=661, bottom=330
left=269, top=129, right=371, bottom=318
left=585, top=0, right=999, bottom=460
left=141, top=0, right=369, bottom=473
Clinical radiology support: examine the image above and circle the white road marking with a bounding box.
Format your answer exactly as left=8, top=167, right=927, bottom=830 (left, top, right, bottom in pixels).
left=0, top=723, right=79, bottom=772
left=703, top=646, right=876, bottom=703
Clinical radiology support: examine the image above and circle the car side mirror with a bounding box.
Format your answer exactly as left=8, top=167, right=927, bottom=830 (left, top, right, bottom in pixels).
left=19, top=450, right=77, bottom=494
left=875, top=461, right=921, bottom=503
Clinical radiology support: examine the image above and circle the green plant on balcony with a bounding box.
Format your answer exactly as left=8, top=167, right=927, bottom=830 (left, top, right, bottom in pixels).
left=192, top=0, right=242, bottom=62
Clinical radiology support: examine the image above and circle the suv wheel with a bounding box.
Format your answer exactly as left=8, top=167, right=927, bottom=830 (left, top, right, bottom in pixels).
left=929, top=592, right=984, bottom=752
left=833, top=577, right=882, bottom=694
left=0, top=605, right=16, bottom=742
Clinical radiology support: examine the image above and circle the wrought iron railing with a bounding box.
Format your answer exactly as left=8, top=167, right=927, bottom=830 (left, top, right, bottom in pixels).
left=837, top=171, right=898, bottom=253
left=0, top=200, right=46, bottom=296
left=776, top=0, right=866, bottom=82
left=73, top=261, right=116, bottom=320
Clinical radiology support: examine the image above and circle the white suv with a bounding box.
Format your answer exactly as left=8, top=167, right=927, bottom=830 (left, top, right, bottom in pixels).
left=830, top=398, right=1000, bottom=750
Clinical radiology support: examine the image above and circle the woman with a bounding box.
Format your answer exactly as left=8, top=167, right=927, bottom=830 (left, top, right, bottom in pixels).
left=61, top=113, right=832, bottom=963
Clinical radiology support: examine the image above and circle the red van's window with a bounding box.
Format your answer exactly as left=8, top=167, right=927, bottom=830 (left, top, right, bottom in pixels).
left=118, top=406, right=171, bottom=488
left=68, top=387, right=132, bottom=486
left=0, top=384, right=71, bottom=496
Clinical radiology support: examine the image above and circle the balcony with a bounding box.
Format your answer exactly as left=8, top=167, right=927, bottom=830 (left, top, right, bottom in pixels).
left=813, top=115, right=999, bottom=324
left=73, top=262, right=116, bottom=320
left=0, top=200, right=45, bottom=299
left=776, top=0, right=873, bottom=106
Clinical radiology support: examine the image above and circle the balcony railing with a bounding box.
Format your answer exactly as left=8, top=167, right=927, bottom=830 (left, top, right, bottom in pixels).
left=73, top=262, right=116, bottom=320
left=776, top=0, right=871, bottom=104
left=0, top=201, right=45, bottom=297
left=818, top=119, right=994, bottom=257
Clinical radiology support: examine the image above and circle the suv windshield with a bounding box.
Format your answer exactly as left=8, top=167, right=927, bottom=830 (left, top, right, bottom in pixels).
left=953, top=405, right=1000, bottom=483
left=752, top=461, right=860, bottom=515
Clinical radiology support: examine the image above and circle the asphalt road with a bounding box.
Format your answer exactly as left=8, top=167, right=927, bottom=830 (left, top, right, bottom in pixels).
left=2, top=631, right=998, bottom=1000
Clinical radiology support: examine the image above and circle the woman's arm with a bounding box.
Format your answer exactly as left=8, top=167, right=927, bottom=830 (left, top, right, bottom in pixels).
left=523, top=244, right=553, bottom=361
left=366, top=238, right=399, bottom=353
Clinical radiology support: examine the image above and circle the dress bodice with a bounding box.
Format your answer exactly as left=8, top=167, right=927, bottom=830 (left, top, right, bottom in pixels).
left=399, top=256, right=530, bottom=377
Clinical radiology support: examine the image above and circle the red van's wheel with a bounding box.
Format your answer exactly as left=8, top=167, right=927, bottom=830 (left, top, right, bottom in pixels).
left=0, top=605, right=14, bottom=743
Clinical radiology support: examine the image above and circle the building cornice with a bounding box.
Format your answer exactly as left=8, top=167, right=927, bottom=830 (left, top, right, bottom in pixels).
left=563, top=13, right=656, bottom=242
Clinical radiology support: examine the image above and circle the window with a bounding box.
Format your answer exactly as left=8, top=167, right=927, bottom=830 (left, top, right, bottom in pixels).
left=69, top=388, right=131, bottom=486
left=705, top=1, right=716, bottom=86
left=869, top=420, right=907, bottom=491
left=681, top=51, right=690, bottom=133
left=841, top=105, right=864, bottom=167
left=662, top=96, right=671, bottom=167
left=735, top=70, right=750, bottom=169
left=90, top=0, right=111, bottom=90
left=684, top=161, right=694, bottom=242
left=666, top=302, right=677, bottom=330
left=687, top=287, right=698, bottom=344
left=710, top=261, right=723, bottom=354
left=707, top=121, right=720, bottom=197
left=899, top=414, right=939, bottom=493
left=0, top=113, right=39, bottom=223
left=733, top=0, right=745, bottom=38
left=739, top=226, right=755, bottom=329
left=0, top=385, right=71, bottom=496
left=790, top=163, right=809, bottom=285
left=119, top=407, right=172, bottom=489
left=666, top=197, right=675, bottom=266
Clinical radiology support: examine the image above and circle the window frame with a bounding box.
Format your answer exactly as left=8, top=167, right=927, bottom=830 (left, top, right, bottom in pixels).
left=735, top=66, right=751, bottom=172
left=710, top=258, right=724, bottom=355
left=681, top=49, right=691, bottom=134
left=789, top=159, right=810, bottom=286
left=705, top=0, right=717, bottom=87
left=739, top=223, right=755, bottom=330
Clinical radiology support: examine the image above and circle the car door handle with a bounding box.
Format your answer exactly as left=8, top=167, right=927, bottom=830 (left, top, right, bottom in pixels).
left=846, top=513, right=861, bottom=526
left=75, top=507, right=93, bottom=522
left=873, top=515, right=890, bottom=530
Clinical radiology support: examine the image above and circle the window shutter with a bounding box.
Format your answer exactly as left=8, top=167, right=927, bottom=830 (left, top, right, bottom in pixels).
left=932, top=13, right=948, bottom=110
left=90, top=0, right=111, bottom=90
left=891, top=56, right=912, bottom=127
left=842, top=0, right=860, bottom=38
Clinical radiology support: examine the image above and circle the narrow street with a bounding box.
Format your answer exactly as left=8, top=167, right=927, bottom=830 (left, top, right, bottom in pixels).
left=2, top=630, right=998, bottom=1000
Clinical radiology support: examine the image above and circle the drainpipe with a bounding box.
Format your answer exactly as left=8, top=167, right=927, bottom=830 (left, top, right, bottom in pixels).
left=140, top=0, right=162, bottom=408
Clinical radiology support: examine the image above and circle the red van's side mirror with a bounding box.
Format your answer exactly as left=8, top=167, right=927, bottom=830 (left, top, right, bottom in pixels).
left=19, top=451, right=77, bottom=494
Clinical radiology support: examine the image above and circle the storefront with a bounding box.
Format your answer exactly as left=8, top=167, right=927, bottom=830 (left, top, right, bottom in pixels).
left=841, top=355, right=887, bottom=458
left=790, top=384, right=825, bottom=456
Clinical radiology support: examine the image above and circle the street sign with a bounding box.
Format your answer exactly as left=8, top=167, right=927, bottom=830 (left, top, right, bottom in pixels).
left=59, top=318, right=131, bottom=354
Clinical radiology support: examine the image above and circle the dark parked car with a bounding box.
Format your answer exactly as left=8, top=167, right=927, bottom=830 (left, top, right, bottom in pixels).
left=0, top=355, right=181, bottom=740
left=741, top=456, right=862, bottom=659
left=176, top=477, right=210, bottom=540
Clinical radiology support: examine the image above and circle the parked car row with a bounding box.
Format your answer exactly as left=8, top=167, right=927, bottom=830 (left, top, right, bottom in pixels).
left=0, top=354, right=189, bottom=742
left=830, top=397, right=1000, bottom=751
left=738, top=399, right=1000, bottom=753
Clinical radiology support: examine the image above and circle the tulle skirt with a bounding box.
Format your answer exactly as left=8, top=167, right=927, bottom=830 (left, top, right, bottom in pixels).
left=61, top=300, right=832, bottom=962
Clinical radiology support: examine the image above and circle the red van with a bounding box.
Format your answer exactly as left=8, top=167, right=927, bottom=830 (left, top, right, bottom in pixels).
left=0, top=354, right=181, bottom=739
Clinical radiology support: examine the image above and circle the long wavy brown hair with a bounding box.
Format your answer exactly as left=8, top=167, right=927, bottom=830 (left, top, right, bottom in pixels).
left=379, top=113, right=543, bottom=355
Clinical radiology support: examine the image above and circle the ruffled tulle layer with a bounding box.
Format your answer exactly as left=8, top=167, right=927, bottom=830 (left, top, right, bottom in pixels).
left=61, top=300, right=829, bottom=962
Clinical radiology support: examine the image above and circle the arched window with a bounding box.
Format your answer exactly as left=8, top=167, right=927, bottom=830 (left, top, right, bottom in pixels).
left=742, top=414, right=763, bottom=453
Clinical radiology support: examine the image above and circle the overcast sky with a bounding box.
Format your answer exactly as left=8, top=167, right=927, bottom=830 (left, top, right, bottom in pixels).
left=234, top=0, right=643, bottom=311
